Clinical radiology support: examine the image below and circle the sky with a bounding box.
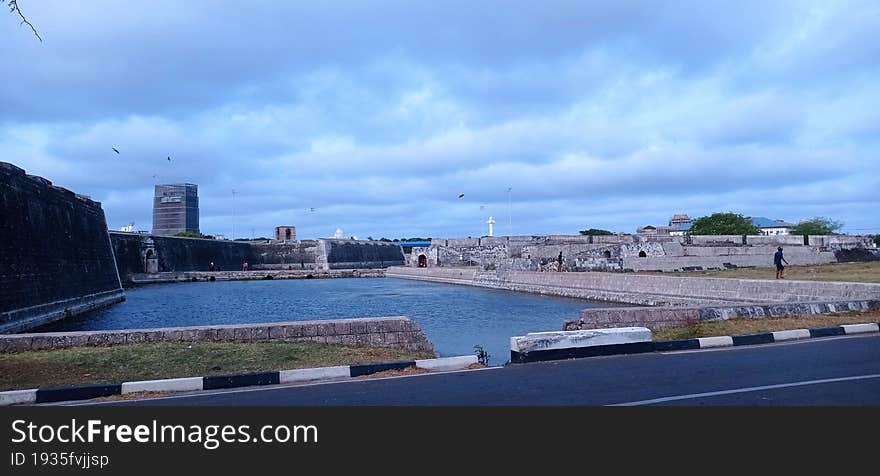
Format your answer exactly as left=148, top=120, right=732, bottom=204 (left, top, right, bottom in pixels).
left=2, top=1, right=878, bottom=239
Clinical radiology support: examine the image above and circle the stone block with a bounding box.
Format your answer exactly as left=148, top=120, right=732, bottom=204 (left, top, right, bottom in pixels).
left=511, top=327, right=652, bottom=353
left=332, top=321, right=351, bottom=335
left=350, top=321, right=367, bottom=334
left=302, top=325, right=318, bottom=337
left=316, top=322, right=335, bottom=336
left=340, top=334, right=358, bottom=346
left=367, top=320, right=385, bottom=334
left=268, top=326, right=285, bottom=339
left=232, top=327, right=252, bottom=341
left=124, top=331, right=150, bottom=344
left=0, top=336, right=33, bottom=352
left=217, top=327, right=236, bottom=341
left=250, top=327, right=269, bottom=341
left=283, top=325, right=305, bottom=338
left=87, top=333, right=126, bottom=346
left=355, top=334, right=370, bottom=346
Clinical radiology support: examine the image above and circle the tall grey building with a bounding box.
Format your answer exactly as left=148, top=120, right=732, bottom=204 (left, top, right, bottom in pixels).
left=152, top=183, right=199, bottom=236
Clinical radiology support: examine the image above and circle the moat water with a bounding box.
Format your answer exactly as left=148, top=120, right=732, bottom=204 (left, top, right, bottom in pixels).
left=38, top=278, right=620, bottom=365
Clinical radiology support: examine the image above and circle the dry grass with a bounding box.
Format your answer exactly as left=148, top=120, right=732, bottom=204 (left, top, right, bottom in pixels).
left=0, top=341, right=435, bottom=391
left=653, top=310, right=880, bottom=340
left=357, top=366, right=432, bottom=379
left=657, top=261, right=880, bottom=283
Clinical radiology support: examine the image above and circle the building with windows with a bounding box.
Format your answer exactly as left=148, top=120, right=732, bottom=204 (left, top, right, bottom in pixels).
left=749, top=217, right=794, bottom=236
left=275, top=226, right=297, bottom=241
left=152, top=183, right=199, bottom=236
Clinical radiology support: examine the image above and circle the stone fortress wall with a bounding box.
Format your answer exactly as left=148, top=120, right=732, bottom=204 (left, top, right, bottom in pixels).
left=0, top=162, right=125, bottom=333
left=407, top=233, right=877, bottom=273
left=110, top=235, right=405, bottom=284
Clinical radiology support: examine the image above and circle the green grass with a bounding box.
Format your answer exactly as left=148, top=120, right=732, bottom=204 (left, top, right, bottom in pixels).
left=0, top=341, right=435, bottom=391
left=653, top=310, right=880, bottom=340
left=657, top=261, right=880, bottom=283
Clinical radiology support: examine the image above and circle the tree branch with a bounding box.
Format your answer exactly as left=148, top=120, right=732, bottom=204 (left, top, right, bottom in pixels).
left=8, top=0, right=42, bottom=42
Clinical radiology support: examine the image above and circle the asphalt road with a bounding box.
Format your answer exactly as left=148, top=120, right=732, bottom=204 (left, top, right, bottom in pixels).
left=97, top=333, right=880, bottom=406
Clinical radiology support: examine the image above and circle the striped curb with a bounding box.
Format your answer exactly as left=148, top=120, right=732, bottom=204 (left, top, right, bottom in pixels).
left=511, top=322, right=880, bottom=364
left=0, top=355, right=479, bottom=406
left=651, top=322, right=879, bottom=353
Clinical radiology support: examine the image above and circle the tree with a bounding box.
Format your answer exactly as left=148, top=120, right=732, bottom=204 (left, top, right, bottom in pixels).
left=579, top=228, right=614, bottom=236
left=7, top=1, right=41, bottom=41
left=789, top=217, right=843, bottom=236
left=688, top=213, right=759, bottom=235
left=175, top=231, right=208, bottom=239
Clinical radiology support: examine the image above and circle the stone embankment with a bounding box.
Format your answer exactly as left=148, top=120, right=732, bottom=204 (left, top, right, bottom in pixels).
left=128, top=269, right=385, bottom=285
left=386, top=266, right=880, bottom=330
left=0, top=316, right=435, bottom=354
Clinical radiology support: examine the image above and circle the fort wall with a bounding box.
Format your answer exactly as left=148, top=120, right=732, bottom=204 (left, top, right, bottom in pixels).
left=1, top=162, right=124, bottom=333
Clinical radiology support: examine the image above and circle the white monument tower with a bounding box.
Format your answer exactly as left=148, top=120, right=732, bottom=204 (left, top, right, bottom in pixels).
left=334, top=228, right=344, bottom=239
left=486, top=216, right=495, bottom=237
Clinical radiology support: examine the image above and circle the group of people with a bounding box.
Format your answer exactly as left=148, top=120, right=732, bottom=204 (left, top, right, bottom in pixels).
left=205, top=261, right=249, bottom=271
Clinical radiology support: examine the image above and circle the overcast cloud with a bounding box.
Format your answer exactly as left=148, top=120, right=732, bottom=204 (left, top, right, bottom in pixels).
left=2, top=1, right=878, bottom=238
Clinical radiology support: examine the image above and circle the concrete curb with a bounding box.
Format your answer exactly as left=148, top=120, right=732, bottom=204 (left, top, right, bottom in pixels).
left=510, top=322, right=880, bottom=364
left=652, top=322, right=879, bottom=352
left=0, top=355, right=479, bottom=406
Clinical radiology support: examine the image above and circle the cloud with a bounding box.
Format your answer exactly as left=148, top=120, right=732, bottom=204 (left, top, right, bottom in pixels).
left=1, top=0, right=878, bottom=238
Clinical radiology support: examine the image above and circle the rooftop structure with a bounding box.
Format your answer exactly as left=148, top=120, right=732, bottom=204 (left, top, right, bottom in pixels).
left=275, top=225, right=296, bottom=241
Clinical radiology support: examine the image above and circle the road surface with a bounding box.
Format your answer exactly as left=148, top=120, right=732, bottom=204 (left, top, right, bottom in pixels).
left=90, top=333, right=880, bottom=406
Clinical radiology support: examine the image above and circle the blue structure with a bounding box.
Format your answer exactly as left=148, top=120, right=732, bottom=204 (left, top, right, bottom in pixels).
left=398, top=241, right=432, bottom=248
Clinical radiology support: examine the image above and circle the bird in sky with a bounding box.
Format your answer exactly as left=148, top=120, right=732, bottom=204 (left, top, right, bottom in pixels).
left=167, top=156, right=171, bottom=162
left=111, top=148, right=119, bottom=154
left=308, top=207, right=316, bottom=212
left=458, top=193, right=465, bottom=198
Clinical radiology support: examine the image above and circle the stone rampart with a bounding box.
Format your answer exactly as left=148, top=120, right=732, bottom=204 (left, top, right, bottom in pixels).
left=410, top=233, right=872, bottom=272
left=111, top=233, right=403, bottom=283
left=321, top=239, right=405, bottom=270
left=1, top=162, right=124, bottom=333
left=0, top=316, right=435, bottom=354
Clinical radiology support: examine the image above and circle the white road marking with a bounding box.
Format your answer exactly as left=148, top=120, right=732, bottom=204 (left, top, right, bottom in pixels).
left=608, top=373, right=880, bottom=406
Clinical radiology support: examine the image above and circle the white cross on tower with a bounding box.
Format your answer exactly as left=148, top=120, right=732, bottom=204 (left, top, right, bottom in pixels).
left=487, top=216, right=495, bottom=237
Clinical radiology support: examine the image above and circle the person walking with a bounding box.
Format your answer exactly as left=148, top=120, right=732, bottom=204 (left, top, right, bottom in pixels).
left=774, top=246, right=789, bottom=279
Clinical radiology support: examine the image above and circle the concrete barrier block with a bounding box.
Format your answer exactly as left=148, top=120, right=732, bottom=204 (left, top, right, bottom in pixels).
left=841, top=323, right=879, bottom=334
left=697, top=336, right=734, bottom=348
left=121, top=377, right=203, bottom=394
left=772, top=329, right=811, bottom=341
left=279, top=366, right=350, bottom=383
left=415, top=355, right=478, bottom=371
left=511, top=327, right=652, bottom=353
left=0, top=389, right=37, bottom=406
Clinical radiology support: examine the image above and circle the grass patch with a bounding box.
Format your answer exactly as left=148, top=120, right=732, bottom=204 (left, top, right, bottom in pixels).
left=0, top=341, right=435, bottom=391
left=656, top=261, right=880, bottom=283
left=653, top=310, right=880, bottom=340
